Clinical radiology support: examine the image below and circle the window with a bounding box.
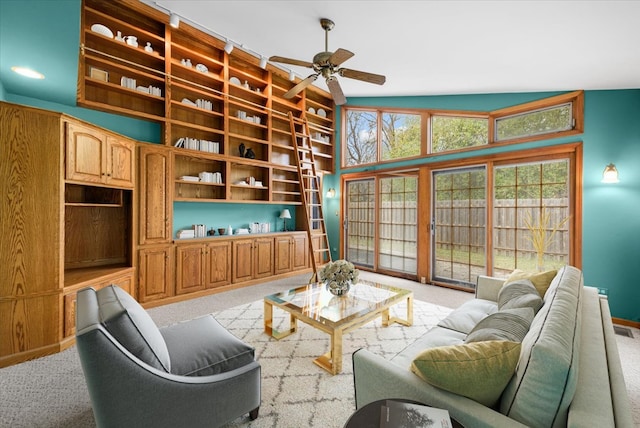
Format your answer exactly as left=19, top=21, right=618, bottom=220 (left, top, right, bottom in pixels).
left=493, top=159, right=570, bottom=276
left=431, top=116, right=488, bottom=153
left=381, top=112, right=421, bottom=161
left=345, top=110, right=377, bottom=166
left=342, top=91, right=583, bottom=169
left=344, top=110, right=421, bottom=167
left=495, top=103, right=573, bottom=142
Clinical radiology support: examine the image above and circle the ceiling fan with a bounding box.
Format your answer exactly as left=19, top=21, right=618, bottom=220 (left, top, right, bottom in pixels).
left=269, top=18, right=386, bottom=105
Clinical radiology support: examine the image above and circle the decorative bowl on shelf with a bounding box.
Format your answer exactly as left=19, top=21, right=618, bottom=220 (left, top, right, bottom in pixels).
left=91, top=23, right=113, bottom=38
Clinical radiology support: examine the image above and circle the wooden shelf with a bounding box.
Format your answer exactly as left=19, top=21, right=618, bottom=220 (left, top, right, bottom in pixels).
left=80, top=0, right=336, bottom=205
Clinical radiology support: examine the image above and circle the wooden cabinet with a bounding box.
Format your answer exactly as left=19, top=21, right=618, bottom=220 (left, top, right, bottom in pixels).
left=275, top=233, right=308, bottom=275
left=139, top=144, right=172, bottom=245
left=232, top=237, right=274, bottom=283
left=138, top=245, right=174, bottom=303
left=205, top=240, right=232, bottom=288
left=66, top=121, right=135, bottom=188
left=0, top=102, right=135, bottom=368
left=63, top=269, right=134, bottom=338
left=175, top=240, right=232, bottom=294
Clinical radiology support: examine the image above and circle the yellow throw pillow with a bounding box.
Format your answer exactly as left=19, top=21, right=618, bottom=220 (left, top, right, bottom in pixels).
left=506, top=269, right=557, bottom=297
left=410, top=340, right=521, bottom=407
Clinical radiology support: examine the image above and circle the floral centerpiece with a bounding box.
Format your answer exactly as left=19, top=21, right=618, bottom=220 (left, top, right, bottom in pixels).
left=319, top=259, right=359, bottom=296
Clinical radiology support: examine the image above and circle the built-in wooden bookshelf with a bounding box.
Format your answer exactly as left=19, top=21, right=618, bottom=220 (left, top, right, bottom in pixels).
left=78, top=0, right=335, bottom=207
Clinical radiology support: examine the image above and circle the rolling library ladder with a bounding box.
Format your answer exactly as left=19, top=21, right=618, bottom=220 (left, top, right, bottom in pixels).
left=288, top=112, right=332, bottom=281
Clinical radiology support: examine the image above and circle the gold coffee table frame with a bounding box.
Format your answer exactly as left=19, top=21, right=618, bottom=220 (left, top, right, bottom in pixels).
left=264, top=280, right=413, bottom=375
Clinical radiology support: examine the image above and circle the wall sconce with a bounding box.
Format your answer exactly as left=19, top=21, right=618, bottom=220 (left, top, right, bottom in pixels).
left=288, top=69, right=295, bottom=81
left=279, top=209, right=291, bottom=231
left=601, top=163, right=620, bottom=183
left=259, top=56, right=268, bottom=69
left=169, top=13, right=180, bottom=28
left=326, top=188, right=336, bottom=198
left=224, top=40, right=234, bottom=54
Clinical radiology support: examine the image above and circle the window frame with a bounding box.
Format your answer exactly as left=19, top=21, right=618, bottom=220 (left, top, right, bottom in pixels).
left=340, top=90, right=584, bottom=170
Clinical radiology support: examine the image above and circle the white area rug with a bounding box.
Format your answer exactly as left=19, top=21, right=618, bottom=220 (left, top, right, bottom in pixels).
left=0, top=298, right=451, bottom=428
left=218, top=299, right=452, bottom=428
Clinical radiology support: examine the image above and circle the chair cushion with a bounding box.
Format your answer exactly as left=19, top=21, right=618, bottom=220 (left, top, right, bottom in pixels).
left=410, top=340, right=521, bottom=407
left=96, top=285, right=171, bottom=372
left=465, top=307, right=534, bottom=343
left=505, top=269, right=557, bottom=297
left=498, top=279, right=543, bottom=314
left=161, top=314, right=255, bottom=376
left=499, top=265, right=583, bottom=427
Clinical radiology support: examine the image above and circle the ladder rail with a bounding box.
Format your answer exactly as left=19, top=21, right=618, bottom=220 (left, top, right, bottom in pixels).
left=288, top=112, right=333, bottom=282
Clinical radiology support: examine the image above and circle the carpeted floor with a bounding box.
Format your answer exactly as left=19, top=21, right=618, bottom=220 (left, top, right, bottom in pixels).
left=0, top=271, right=638, bottom=427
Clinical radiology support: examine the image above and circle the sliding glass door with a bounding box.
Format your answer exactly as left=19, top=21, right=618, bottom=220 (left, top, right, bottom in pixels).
left=432, top=167, right=487, bottom=289
left=344, top=175, right=418, bottom=275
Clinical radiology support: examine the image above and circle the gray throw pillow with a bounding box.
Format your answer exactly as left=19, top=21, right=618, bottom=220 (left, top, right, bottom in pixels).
left=498, top=279, right=543, bottom=314
left=97, top=285, right=171, bottom=372
left=465, top=307, right=535, bottom=343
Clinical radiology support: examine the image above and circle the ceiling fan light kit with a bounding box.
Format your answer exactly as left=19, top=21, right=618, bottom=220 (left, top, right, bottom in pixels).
left=269, top=18, right=385, bottom=105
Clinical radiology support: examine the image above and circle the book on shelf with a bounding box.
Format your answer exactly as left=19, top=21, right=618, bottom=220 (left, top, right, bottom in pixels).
left=379, top=400, right=452, bottom=428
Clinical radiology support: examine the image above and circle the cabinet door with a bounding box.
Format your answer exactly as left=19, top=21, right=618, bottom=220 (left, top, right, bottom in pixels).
left=66, top=121, right=106, bottom=184
left=291, top=234, right=308, bottom=271
left=254, top=238, right=274, bottom=279
left=176, top=244, right=206, bottom=295
left=63, top=271, right=133, bottom=338
left=205, top=241, right=231, bottom=288
left=232, top=239, right=254, bottom=283
left=274, top=235, right=293, bottom=275
left=139, top=145, right=171, bottom=245
left=105, top=136, right=134, bottom=188
left=138, top=245, right=174, bottom=303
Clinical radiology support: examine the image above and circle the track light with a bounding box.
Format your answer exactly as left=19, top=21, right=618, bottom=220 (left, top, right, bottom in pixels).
left=259, top=56, right=268, bottom=69
left=224, top=40, right=234, bottom=54
left=289, top=69, right=295, bottom=81
left=169, top=13, right=180, bottom=28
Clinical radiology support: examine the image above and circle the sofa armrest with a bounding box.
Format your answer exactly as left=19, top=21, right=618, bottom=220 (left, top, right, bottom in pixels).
left=475, top=275, right=504, bottom=302
left=353, top=349, right=528, bottom=428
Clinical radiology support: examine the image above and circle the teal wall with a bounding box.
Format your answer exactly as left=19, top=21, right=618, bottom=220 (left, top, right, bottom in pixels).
left=0, top=79, right=6, bottom=101
left=329, top=90, right=640, bottom=322
left=173, top=202, right=296, bottom=236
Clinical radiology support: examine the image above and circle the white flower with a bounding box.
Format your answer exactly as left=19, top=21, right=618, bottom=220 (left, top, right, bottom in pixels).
left=319, top=260, right=359, bottom=287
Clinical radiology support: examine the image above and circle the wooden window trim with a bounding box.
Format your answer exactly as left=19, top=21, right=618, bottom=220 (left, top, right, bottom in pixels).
left=341, top=90, right=584, bottom=170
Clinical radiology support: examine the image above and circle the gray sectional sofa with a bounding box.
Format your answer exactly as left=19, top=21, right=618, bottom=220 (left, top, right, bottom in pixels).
left=353, top=265, right=634, bottom=427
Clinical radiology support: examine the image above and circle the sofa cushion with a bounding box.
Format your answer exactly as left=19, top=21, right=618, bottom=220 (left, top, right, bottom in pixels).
left=97, top=285, right=171, bottom=372
left=499, top=265, right=583, bottom=428
left=498, top=279, right=543, bottom=314
left=506, top=269, right=557, bottom=297
left=411, top=340, right=521, bottom=407
left=161, top=314, right=255, bottom=376
left=392, top=326, right=467, bottom=368
left=437, top=299, right=497, bottom=334
left=465, top=307, right=534, bottom=343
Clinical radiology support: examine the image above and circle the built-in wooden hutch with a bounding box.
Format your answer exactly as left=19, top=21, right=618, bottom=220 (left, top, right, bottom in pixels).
left=0, top=0, right=334, bottom=367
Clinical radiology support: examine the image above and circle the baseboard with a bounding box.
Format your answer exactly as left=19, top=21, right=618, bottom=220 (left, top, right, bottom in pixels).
left=612, top=317, right=640, bottom=329
left=0, top=343, right=62, bottom=369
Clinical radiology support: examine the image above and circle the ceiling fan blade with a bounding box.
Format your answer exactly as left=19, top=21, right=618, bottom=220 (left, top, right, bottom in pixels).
left=284, top=74, right=318, bottom=99
left=269, top=56, right=314, bottom=68
left=326, top=76, right=347, bottom=105
left=328, top=48, right=354, bottom=66
left=339, top=68, right=386, bottom=85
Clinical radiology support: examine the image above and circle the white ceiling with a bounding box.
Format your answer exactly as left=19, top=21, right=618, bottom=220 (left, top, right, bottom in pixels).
left=148, top=0, right=640, bottom=99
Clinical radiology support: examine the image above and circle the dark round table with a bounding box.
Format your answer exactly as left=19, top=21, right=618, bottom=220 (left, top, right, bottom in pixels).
left=344, top=398, right=464, bottom=428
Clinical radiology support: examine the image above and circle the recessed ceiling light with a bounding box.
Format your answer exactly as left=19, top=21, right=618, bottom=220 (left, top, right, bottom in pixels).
left=11, top=66, right=45, bottom=79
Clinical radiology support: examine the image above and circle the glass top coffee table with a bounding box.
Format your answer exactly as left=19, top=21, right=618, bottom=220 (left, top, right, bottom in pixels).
left=264, top=280, right=413, bottom=375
